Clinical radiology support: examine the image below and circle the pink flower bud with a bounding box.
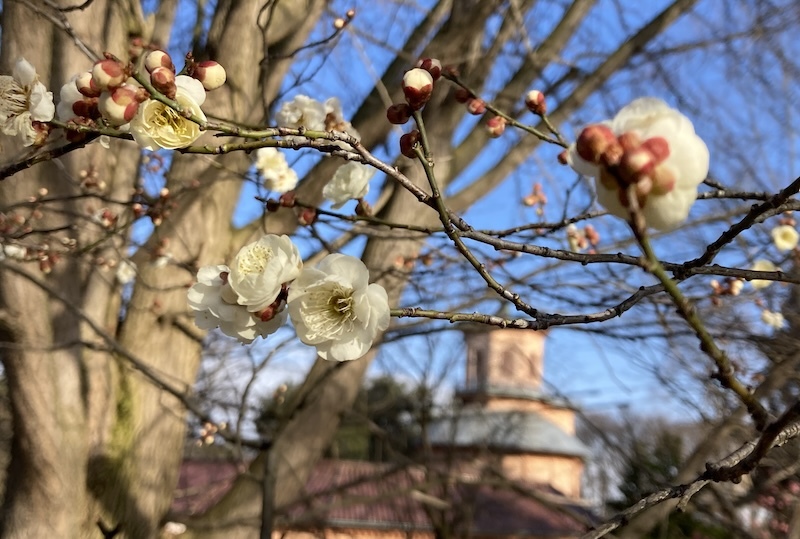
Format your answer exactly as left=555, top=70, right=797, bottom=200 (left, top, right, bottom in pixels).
left=576, top=124, right=616, bottom=164
left=98, top=87, right=140, bottom=126
left=297, top=207, right=317, bottom=226
left=641, top=136, right=670, bottom=163
left=416, top=58, right=442, bottom=81
left=150, top=67, right=177, bottom=99
left=524, top=90, right=546, bottom=115
left=386, top=103, right=413, bottom=125
left=145, top=50, right=174, bottom=73
left=402, top=68, right=434, bottom=110
left=76, top=71, right=101, bottom=98
left=91, top=59, right=126, bottom=91
left=193, top=60, right=226, bottom=91
left=399, top=130, right=420, bottom=158
left=618, top=148, right=655, bottom=184
left=650, top=166, right=676, bottom=195
left=465, top=98, right=486, bottom=115
left=486, top=116, right=506, bottom=138
left=617, top=132, right=641, bottom=152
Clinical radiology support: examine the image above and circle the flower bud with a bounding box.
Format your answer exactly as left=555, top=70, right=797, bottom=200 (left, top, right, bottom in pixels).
left=333, top=18, right=347, bottom=30
left=386, top=103, right=413, bottom=125
left=416, top=58, right=442, bottom=81
left=98, top=87, right=140, bottom=126
left=193, top=60, right=226, bottom=91
left=402, top=68, right=434, bottom=110
left=128, top=37, right=145, bottom=62
left=279, top=191, right=296, bottom=208
left=465, top=98, right=486, bottom=115
left=150, top=67, right=177, bottom=99
left=297, top=207, right=317, bottom=226
left=641, top=136, right=670, bottom=163
left=618, top=148, right=655, bottom=184
left=76, top=71, right=101, bottom=98
left=617, top=132, right=641, bottom=152
left=453, top=88, right=472, bottom=103
left=524, top=90, right=546, bottom=115
left=557, top=150, right=569, bottom=165
left=486, top=116, right=506, bottom=138
left=576, top=124, right=616, bottom=164
left=145, top=50, right=174, bottom=73
left=72, top=98, right=101, bottom=120
left=399, top=130, right=420, bottom=158
left=91, top=59, right=126, bottom=91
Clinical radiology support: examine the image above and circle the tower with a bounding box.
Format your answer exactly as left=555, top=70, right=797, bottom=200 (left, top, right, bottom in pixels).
left=429, top=328, right=588, bottom=498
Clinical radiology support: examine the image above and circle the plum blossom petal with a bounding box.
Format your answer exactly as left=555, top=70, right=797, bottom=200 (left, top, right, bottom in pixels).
left=276, top=95, right=326, bottom=131
left=323, top=162, right=372, bottom=209
left=750, top=259, right=779, bottom=289
left=187, top=264, right=287, bottom=344
left=567, top=98, right=709, bottom=231
left=288, top=254, right=389, bottom=362
left=130, top=76, right=206, bottom=150
left=254, top=147, right=298, bottom=193
left=228, top=234, right=302, bottom=312
left=0, top=58, right=54, bottom=146
left=761, top=309, right=785, bottom=330
left=771, top=224, right=799, bottom=252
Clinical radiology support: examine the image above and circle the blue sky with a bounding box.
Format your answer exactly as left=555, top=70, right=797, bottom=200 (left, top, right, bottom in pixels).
left=131, top=0, right=800, bottom=423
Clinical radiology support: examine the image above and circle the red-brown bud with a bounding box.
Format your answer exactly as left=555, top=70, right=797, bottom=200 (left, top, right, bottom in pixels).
left=576, top=124, right=616, bottom=164
left=150, top=67, right=177, bottom=99
left=465, top=98, right=486, bottom=115
left=297, top=207, right=317, bottom=226
left=145, top=50, right=174, bottom=73
left=386, top=103, right=413, bottom=125
left=91, top=59, right=125, bottom=91
left=402, top=68, right=434, bottom=110
left=399, top=130, right=421, bottom=158
left=279, top=191, right=296, bottom=208
left=416, top=58, right=442, bottom=81
left=193, top=60, right=226, bottom=91
left=524, top=89, right=546, bottom=115
left=641, top=136, right=670, bottom=163
left=453, top=87, right=472, bottom=104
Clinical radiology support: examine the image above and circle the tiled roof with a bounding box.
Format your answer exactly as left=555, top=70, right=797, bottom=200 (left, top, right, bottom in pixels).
left=428, top=408, right=591, bottom=458
left=172, top=459, right=592, bottom=537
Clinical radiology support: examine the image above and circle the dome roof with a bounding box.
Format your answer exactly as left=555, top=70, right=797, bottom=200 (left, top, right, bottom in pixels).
left=428, top=408, right=590, bottom=459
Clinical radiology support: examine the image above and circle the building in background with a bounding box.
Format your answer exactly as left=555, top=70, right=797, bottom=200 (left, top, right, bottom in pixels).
left=169, top=329, right=592, bottom=538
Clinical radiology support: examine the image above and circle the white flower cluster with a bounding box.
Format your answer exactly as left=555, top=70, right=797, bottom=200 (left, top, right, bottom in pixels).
left=568, top=98, right=710, bottom=230
left=324, top=161, right=373, bottom=208
left=0, top=58, right=54, bottom=146
left=188, top=234, right=389, bottom=360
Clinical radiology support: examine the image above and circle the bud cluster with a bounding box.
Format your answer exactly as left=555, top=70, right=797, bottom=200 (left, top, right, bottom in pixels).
left=565, top=223, right=600, bottom=253
left=522, top=183, right=548, bottom=216
left=576, top=124, right=674, bottom=210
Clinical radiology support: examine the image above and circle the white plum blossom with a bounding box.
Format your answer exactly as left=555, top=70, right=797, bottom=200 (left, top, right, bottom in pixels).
left=750, top=259, right=779, bottom=289
left=288, top=254, right=389, bottom=362
left=771, top=224, right=799, bottom=252
left=228, top=234, right=302, bottom=312
left=761, top=309, right=785, bottom=330
left=0, top=243, right=26, bottom=261
left=56, top=74, right=85, bottom=122
left=131, top=75, right=206, bottom=150
left=0, top=58, right=54, bottom=146
left=254, top=147, right=298, bottom=193
left=323, top=162, right=373, bottom=209
left=187, top=264, right=286, bottom=344
left=276, top=95, right=327, bottom=131
left=115, top=259, right=137, bottom=285
left=324, top=97, right=361, bottom=143
left=568, top=98, right=709, bottom=230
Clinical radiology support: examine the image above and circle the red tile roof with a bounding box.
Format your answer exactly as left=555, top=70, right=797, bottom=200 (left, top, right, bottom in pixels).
left=172, top=459, right=591, bottom=537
